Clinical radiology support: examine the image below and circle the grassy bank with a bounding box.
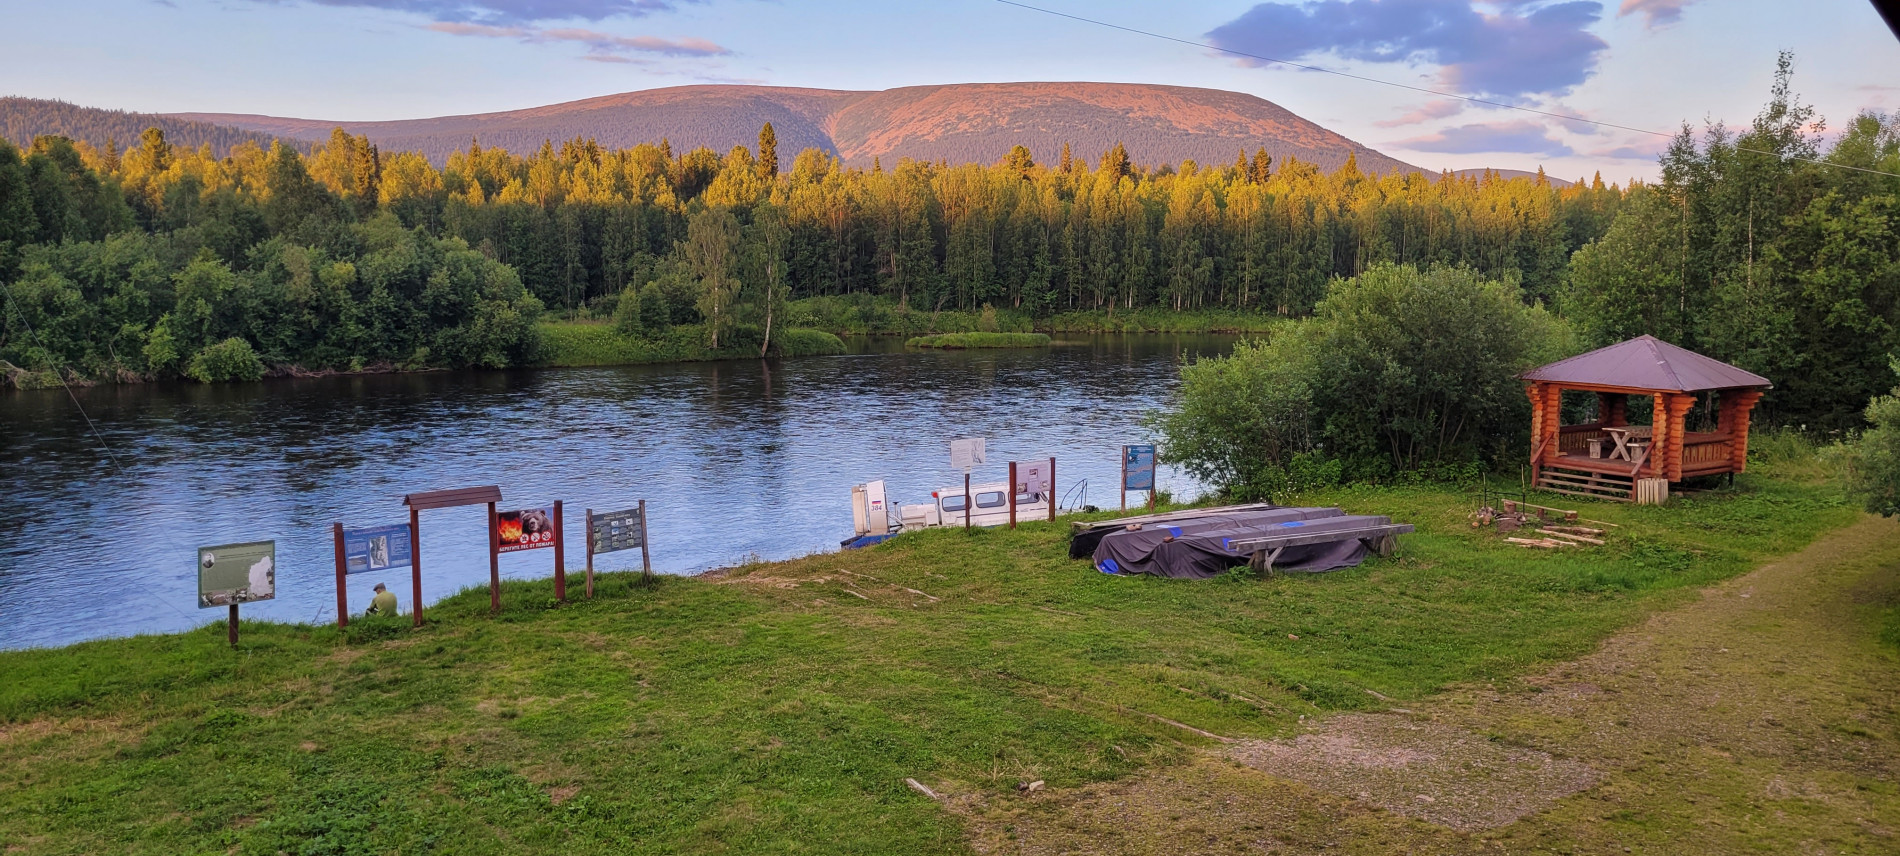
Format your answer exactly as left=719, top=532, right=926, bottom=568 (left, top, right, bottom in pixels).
left=905, top=332, right=1052, bottom=349
left=0, top=470, right=1864, bottom=854
left=785, top=295, right=1283, bottom=337
left=535, top=321, right=845, bottom=367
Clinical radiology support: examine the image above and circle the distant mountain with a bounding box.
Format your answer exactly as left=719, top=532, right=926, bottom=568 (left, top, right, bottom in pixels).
left=1449, top=168, right=1574, bottom=187
left=174, top=82, right=1426, bottom=175
left=0, top=97, right=292, bottom=156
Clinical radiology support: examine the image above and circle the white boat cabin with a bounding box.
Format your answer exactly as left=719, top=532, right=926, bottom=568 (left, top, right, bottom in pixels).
left=851, top=479, right=1052, bottom=537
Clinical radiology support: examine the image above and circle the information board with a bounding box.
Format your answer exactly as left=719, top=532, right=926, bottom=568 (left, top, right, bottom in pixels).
left=342, top=524, right=412, bottom=574
left=951, top=437, right=987, bottom=472
left=1123, top=445, right=1157, bottom=492
left=198, top=540, right=277, bottom=608
left=497, top=507, right=556, bottom=553
left=1014, top=459, right=1051, bottom=496
left=591, top=507, right=646, bottom=555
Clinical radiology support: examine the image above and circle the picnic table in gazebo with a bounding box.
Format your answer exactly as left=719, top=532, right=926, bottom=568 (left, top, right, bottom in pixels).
left=1518, top=336, right=1771, bottom=503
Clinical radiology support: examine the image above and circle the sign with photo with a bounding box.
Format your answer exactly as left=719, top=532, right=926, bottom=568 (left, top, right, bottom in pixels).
left=1123, top=445, right=1157, bottom=492
left=342, top=524, right=412, bottom=574
left=198, top=540, right=277, bottom=608
left=1014, top=459, right=1051, bottom=496
left=591, top=507, right=646, bottom=555
left=497, top=507, right=556, bottom=553
left=951, top=437, right=986, bottom=472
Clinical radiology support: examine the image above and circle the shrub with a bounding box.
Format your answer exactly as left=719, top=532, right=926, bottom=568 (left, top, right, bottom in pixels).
left=184, top=337, right=265, bottom=383
left=1155, top=264, right=1573, bottom=496
left=773, top=328, right=846, bottom=357
left=1838, top=364, right=1900, bottom=517
left=905, top=332, right=1051, bottom=349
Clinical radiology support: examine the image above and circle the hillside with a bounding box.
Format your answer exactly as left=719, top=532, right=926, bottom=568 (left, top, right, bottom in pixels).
left=0, top=97, right=293, bottom=156
left=173, top=82, right=1423, bottom=174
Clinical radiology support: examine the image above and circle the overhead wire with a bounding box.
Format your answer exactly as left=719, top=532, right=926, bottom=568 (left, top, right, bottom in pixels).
left=993, top=0, right=1900, bottom=180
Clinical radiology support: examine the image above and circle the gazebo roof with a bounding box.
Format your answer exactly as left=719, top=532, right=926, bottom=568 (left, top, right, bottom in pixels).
left=1519, top=335, right=1772, bottom=393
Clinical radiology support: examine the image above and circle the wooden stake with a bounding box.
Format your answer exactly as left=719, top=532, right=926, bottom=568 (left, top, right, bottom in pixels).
left=553, top=500, right=566, bottom=602
left=488, top=501, right=501, bottom=613
left=409, top=505, right=423, bottom=628
left=964, top=472, right=972, bottom=532
left=332, top=522, right=348, bottom=629
left=227, top=604, right=239, bottom=647
left=1048, top=457, right=1056, bottom=522
left=639, top=499, right=652, bottom=583
left=585, top=507, right=596, bottom=599
left=1008, top=461, right=1018, bottom=530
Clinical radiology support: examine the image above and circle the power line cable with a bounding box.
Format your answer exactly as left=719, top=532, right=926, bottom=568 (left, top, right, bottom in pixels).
left=993, top=0, right=1900, bottom=179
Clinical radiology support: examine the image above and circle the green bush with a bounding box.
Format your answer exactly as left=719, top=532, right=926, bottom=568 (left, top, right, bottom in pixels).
left=774, top=328, right=846, bottom=357
left=1838, top=364, right=1900, bottom=517
left=184, top=337, right=265, bottom=383
left=1154, top=264, right=1574, bottom=496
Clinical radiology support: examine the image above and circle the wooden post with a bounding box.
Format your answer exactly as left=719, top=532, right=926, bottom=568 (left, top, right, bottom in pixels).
left=1008, top=461, right=1018, bottom=530
left=1649, top=394, right=1669, bottom=480
left=1526, top=383, right=1545, bottom=484
left=553, top=500, right=566, bottom=602
left=488, top=501, right=501, bottom=613
left=409, top=505, right=423, bottom=628
left=332, top=522, right=349, bottom=629
left=584, top=508, right=596, bottom=599
left=1665, top=394, right=1695, bottom=482
left=1120, top=446, right=1127, bottom=512
left=228, top=604, right=239, bottom=647
left=639, top=499, right=652, bottom=583
left=1048, top=457, right=1056, bottom=522
left=1729, top=390, right=1762, bottom=473
left=964, top=472, right=972, bottom=532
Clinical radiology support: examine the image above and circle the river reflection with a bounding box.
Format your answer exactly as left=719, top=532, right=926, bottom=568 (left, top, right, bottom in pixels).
left=0, top=334, right=1234, bottom=649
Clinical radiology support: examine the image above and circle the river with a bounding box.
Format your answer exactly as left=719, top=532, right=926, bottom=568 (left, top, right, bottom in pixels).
left=0, top=334, right=1234, bottom=649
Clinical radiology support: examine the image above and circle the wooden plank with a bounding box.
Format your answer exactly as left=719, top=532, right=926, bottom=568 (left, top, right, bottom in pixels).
left=1536, top=484, right=1632, bottom=502
left=1540, top=530, right=1605, bottom=545
left=403, top=485, right=503, bottom=509
left=1068, top=502, right=1285, bottom=535
left=1223, top=523, right=1415, bottom=553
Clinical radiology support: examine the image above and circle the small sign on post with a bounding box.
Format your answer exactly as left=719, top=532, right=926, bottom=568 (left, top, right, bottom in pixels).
left=198, top=540, right=276, bottom=647
left=952, top=438, right=986, bottom=532
left=1010, top=458, right=1054, bottom=530
left=334, top=522, right=414, bottom=628
left=590, top=503, right=652, bottom=586
left=1123, top=444, right=1156, bottom=512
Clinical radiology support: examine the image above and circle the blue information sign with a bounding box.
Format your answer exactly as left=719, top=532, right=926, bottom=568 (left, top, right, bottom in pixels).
left=343, top=524, right=413, bottom=575
left=1123, top=444, right=1156, bottom=492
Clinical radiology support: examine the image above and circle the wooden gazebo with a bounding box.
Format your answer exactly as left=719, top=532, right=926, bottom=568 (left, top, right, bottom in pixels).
left=1520, top=336, right=1771, bottom=502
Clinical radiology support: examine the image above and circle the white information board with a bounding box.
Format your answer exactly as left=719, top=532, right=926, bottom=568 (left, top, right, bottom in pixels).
left=950, top=437, right=987, bottom=473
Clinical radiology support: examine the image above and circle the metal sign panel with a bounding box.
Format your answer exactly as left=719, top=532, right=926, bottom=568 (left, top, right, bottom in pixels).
left=198, top=540, right=277, bottom=608
left=1123, top=445, right=1157, bottom=492
left=592, top=507, right=646, bottom=554
left=1014, top=459, right=1051, bottom=496
left=497, top=507, right=556, bottom=553
left=951, top=437, right=987, bottom=472
left=342, top=524, right=412, bottom=574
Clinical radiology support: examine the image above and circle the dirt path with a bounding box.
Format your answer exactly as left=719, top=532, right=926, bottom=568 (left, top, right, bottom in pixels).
left=965, top=514, right=1900, bottom=854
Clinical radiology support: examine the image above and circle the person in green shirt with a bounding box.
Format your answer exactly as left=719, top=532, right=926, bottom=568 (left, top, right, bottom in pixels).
left=367, top=582, right=399, bottom=617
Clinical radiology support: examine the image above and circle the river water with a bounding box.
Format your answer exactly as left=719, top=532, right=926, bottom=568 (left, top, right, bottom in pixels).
left=0, top=334, right=1233, bottom=649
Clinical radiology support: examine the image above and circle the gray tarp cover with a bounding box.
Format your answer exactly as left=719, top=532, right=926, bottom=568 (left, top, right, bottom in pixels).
left=1091, top=509, right=1380, bottom=578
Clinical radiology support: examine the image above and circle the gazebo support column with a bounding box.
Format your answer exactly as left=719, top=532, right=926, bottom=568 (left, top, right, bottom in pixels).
left=1726, top=390, right=1763, bottom=473
left=1663, top=394, right=1695, bottom=482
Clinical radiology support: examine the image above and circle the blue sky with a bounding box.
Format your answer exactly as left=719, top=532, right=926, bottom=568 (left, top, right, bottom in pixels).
left=5, top=0, right=1898, bottom=181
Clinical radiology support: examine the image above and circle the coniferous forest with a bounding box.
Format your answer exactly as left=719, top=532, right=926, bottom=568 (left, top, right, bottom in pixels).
left=2, top=59, right=1896, bottom=433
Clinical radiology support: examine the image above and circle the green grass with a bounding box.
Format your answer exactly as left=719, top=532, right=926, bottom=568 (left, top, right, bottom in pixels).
left=904, top=332, right=1052, bottom=349
left=1043, top=308, right=1284, bottom=334
left=535, top=321, right=844, bottom=367
left=0, top=470, right=1863, bottom=854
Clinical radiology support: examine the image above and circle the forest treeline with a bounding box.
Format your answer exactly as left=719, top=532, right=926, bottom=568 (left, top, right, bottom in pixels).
left=2, top=57, right=1896, bottom=434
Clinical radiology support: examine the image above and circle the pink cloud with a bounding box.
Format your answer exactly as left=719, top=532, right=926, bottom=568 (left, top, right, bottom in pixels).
left=1618, top=0, right=1699, bottom=29
left=1374, top=99, right=1464, bottom=128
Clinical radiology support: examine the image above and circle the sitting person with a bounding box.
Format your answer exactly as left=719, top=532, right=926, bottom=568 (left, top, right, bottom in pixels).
left=366, top=582, right=399, bottom=617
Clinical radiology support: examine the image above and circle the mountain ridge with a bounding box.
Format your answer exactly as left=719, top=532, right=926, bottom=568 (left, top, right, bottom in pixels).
left=171, top=82, right=1427, bottom=175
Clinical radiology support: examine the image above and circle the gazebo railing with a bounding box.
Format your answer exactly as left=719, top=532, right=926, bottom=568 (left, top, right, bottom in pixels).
left=1681, top=432, right=1734, bottom=473
left=1555, top=423, right=1611, bottom=457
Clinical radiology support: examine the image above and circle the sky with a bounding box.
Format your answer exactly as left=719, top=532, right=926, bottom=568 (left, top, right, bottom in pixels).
left=4, top=0, right=1898, bottom=181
